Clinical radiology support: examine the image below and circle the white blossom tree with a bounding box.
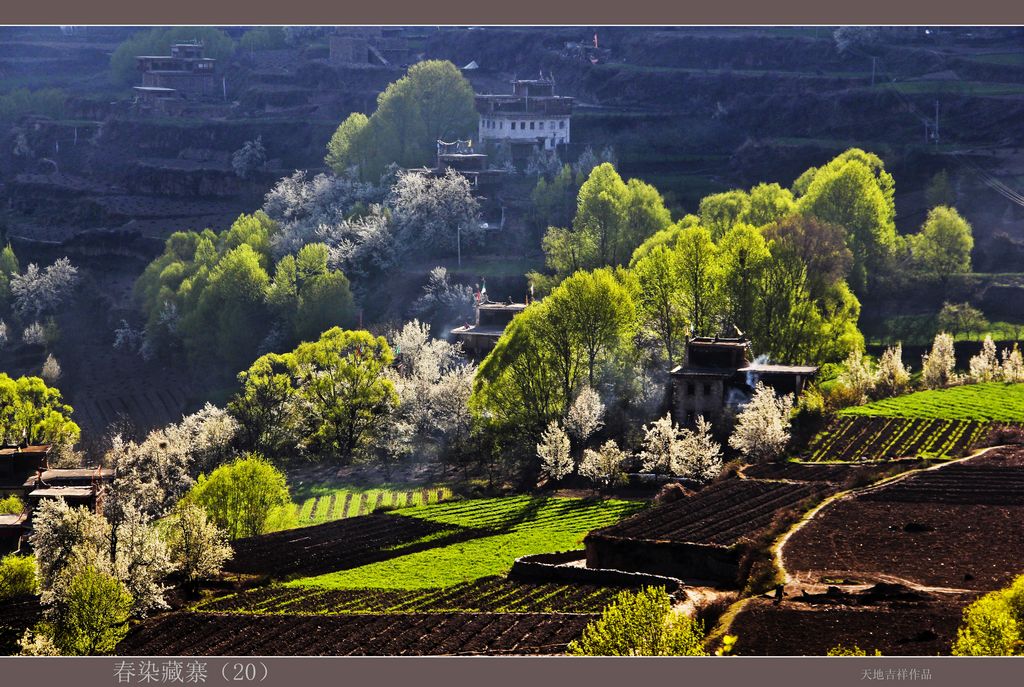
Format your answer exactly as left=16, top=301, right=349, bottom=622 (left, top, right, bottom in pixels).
left=579, top=439, right=628, bottom=490
left=389, top=169, right=481, bottom=258
left=110, top=505, right=171, bottom=615
left=728, top=382, right=794, bottom=463
left=1001, top=344, right=1024, bottom=383
left=968, top=335, right=1000, bottom=383
left=565, top=385, right=605, bottom=446
left=11, top=257, right=79, bottom=321
left=874, top=343, right=911, bottom=398
left=922, top=332, right=958, bottom=389
left=537, top=421, right=573, bottom=481
left=0, top=320, right=8, bottom=348
left=836, top=349, right=876, bottom=404
left=41, top=354, right=61, bottom=384
left=30, top=499, right=111, bottom=605
left=675, top=415, right=722, bottom=484
left=166, top=502, right=233, bottom=585
left=639, top=413, right=684, bottom=475
left=22, top=321, right=45, bottom=346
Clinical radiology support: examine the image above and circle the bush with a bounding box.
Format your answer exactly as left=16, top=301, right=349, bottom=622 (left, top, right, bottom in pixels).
left=0, top=494, right=24, bottom=514
left=567, top=586, right=707, bottom=656
left=654, top=482, right=691, bottom=504
left=184, top=454, right=290, bottom=539
left=0, top=553, right=37, bottom=600
left=49, top=563, right=133, bottom=656
left=828, top=644, right=881, bottom=656
left=952, top=574, right=1024, bottom=656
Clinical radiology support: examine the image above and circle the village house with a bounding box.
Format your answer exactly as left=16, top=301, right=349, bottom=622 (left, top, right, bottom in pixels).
left=671, top=335, right=818, bottom=424
left=452, top=297, right=528, bottom=359
left=134, top=40, right=219, bottom=103
left=0, top=444, right=112, bottom=552
left=475, top=77, right=573, bottom=161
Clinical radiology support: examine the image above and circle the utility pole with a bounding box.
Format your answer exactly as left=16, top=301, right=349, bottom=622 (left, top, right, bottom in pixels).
left=934, top=100, right=940, bottom=144
left=457, top=225, right=462, bottom=267
left=871, top=56, right=876, bottom=86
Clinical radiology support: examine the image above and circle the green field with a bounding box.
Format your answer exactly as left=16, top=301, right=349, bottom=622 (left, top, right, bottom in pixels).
left=285, top=496, right=645, bottom=590
left=289, top=484, right=454, bottom=528
left=841, top=382, right=1024, bottom=423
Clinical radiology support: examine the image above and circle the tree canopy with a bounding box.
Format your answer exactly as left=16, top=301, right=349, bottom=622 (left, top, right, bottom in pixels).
left=325, top=61, right=477, bottom=179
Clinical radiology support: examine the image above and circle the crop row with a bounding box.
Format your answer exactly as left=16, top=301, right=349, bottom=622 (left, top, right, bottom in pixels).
left=806, top=417, right=987, bottom=462
left=295, top=486, right=454, bottom=526
left=117, top=612, right=595, bottom=656
left=590, top=479, right=830, bottom=546
left=404, top=495, right=644, bottom=533
left=198, top=577, right=622, bottom=616
left=840, top=383, right=1024, bottom=423
left=859, top=465, right=1024, bottom=506
left=225, top=512, right=465, bottom=578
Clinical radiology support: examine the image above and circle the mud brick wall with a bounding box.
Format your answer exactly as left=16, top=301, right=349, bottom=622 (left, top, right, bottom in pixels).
left=509, top=550, right=685, bottom=593
left=584, top=535, right=740, bottom=583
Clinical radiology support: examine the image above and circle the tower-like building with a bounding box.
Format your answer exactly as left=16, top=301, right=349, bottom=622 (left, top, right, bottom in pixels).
left=475, top=77, right=573, bottom=154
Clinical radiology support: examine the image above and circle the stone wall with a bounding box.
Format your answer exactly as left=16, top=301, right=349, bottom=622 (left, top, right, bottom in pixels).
left=509, top=550, right=685, bottom=593
left=585, top=535, right=741, bottom=583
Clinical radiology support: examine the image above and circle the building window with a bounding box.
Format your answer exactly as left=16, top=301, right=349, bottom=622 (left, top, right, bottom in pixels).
left=559, top=120, right=566, bottom=129
left=521, top=121, right=526, bottom=129
left=499, top=121, right=504, bottom=129
left=529, top=121, right=535, bottom=130
left=686, top=382, right=695, bottom=395
left=539, top=121, right=545, bottom=129
left=703, top=383, right=712, bottom=395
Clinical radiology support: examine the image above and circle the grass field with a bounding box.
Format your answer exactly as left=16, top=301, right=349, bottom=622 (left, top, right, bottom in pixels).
left=841, top=383, right=1024, bottom=423
left=289, top=484, right=454, bottom=528
left=285, top=496, right=645, bottom=590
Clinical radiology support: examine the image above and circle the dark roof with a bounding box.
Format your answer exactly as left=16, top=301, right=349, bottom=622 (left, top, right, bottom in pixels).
left=28, top=487, right=94, bottom=499
left=740, top=363, right=819, bottom=375
left=478, top=302, right=527, bottom=312
left=688, top=337, right=750, bottom=348
left=670, top=365, right=737, bottom=379
left=22, top=468, right=113, bottom=488
left=0, top=513, right=27, bottom=528
left=0, top=445, right=51, bottom=457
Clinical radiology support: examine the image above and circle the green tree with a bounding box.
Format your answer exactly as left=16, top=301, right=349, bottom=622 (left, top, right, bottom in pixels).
left=718, top=223, right=771, bottom=336
left=675, top=225, right=721, bottom=336
left=185, top=454, right=290, bottom=540
left=238, top=26, right=287, bottom=52
left=330, top=61, right=476, bottom=178
left=910, top=205, right=973, bottom=280
left=49, top=563, right=132, bottom=656
left=0, top=373, right=79, bottom=446
left=620, top=178, right=672, bottom=260
left=290, top=328, right=397, bottom=462
left=229, top=352, right=297, bottom=457
left=0, top=243, right=19, bottom=308
left=325, top=112, right=371, bottom=175
left=574, top=163, right=629, bottom=267
left=547, top=269, right=635, bottom=386
left=700, top=189, right=751, bottom=241
left=630, top=245, right=686, bottom=365
left=938, top=302, right=989, bottom=340
left=530, top=164, right=580, bottom=231
left=796, top=148, right=898, bottom=293
left=925, top=169, right=955, bottom=209
left=567, top=586, right=707, bottom=656
left=745, top=182, right=796, bottom=228
left=266, top=243, right=356, bottom=343
left=187, top=244, right=270, bottom=371
left=952, top=574, right=1024, bottom=656
left=0, top=553, right=37, bottom=600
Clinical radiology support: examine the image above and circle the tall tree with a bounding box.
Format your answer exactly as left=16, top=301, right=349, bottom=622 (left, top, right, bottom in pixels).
left=574, top=163, right=628, bottom=267
left=910, top=205, right=973, bottom=281
left=675, top=226, right=721, bottom=336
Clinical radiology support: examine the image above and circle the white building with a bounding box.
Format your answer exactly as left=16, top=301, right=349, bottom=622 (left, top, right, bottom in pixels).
left=475, top=78, right=573, bottom=152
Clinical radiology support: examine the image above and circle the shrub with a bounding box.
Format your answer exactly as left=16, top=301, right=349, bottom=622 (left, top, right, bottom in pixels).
left=568, top=586, right=707, bottom=656
left=49, top=563, right=133, bottom=656
left=165, top=502, right=233, bottom=584
left=828, top=644, right=881, bottom=656
left=0, top=494, right=24, bottom=514
left=184, top=454, right=290, bottom=539
left=0, top=553, right=37, bottom=600
left=952, top=574, right=1024, bottom=656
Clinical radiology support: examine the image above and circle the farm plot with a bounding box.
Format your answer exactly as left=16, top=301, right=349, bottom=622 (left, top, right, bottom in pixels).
left=0, top=594, right=41, bottom=655
left=730, top=593, right=979, bottom=656
left=198, top=576, right=622, bottom=615
left=285, top=496, right=644, bottom=590
left=589, top=479, right=831, bottom=547
left=841, top=382, right=1024, bottom=422
left=117, top=611, right=595, bottom=656
left=291, top=484, right=454, bottom=528
left=225, top=513, right=472, bottom=578
left=805, top=416, right=986, bottom=462
left=741, top=460, right=924, bottom=483
left=783, top=446, right=1024, bottom=592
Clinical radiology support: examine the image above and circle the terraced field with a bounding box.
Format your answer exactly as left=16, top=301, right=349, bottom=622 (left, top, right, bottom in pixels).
left=841, top=383, right=1024, bottom=423
left=806, top=416, right=987, bottom=462
left=291, top=485, right=454, bottom=528
left=198, top=577, right=622, bottom=615
left=287, top=496, right=644, bottom=589
left=117, top=611, right=594, bottom=656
